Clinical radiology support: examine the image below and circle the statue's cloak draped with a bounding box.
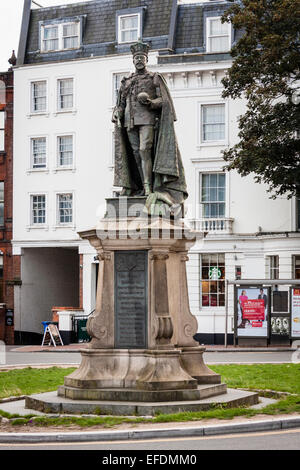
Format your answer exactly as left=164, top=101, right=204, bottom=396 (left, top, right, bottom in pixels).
left=114, top=73, right=188, bottom=207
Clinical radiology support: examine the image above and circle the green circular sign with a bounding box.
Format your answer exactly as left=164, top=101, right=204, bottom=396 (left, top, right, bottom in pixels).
left=209, top=267, right=221, bottom=280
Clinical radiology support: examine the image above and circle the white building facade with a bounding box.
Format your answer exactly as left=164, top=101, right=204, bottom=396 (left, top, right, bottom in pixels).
left=12, top=0, right=300, bottom=344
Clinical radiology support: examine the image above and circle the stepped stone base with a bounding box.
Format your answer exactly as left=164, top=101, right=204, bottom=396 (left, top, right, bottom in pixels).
left=25, top=388, right=259, bottom=416
left=57, top=383, right=227, bottom=402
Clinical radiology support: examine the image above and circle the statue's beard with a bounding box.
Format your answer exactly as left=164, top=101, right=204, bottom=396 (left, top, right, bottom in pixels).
left=135, top=62, right=146, bottom=71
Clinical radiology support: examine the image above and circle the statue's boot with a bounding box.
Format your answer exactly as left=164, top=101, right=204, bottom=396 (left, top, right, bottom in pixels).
left=140, top=150, right=153, bottom=196
left=120, top=188, right=132, bottom=196
left=133, top=151, right=145, bottom=188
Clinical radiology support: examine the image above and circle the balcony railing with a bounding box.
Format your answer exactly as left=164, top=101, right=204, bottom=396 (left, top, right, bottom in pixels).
left=189, top=217, right=234, bottom=234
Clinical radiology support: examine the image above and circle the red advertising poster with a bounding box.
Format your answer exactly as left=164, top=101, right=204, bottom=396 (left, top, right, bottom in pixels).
left=292, top=288, right=300, bottom=337
left=242, top=299, right=265, bottom=321
left=237, top=287, right=268, bottom=337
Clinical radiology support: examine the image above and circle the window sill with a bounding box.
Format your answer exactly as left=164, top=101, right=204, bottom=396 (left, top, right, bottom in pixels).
left=197, top=307, right=226, bottom=313
left=39, top=47, right=80, bottom=54
left=118, top=40, right=139, bottom=45
left=54, top=109, right=77, bottom=116
left=197, top=141, right=228, bottom=148
left=205, top=50, right=231, bottom=55
left=53, top=167, right=76, bottom=173
left=53, top=224, right=76, bottom=231
left=26, top=168, right=49, bottom=175
left=27, top=112, right=49, bottom=119
left=26, top=224, right=49, bottom=231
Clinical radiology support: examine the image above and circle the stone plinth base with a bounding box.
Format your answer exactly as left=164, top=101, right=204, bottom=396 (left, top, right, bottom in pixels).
left=58, top=383, right=227, bottom=402
left=25, top=388, right=259, bottom=416
left=63, top=348, right=197, bottom=392
left=180, top=347, right=221, bottom=384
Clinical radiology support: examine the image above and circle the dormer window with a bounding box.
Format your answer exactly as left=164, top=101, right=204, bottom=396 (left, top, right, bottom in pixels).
left=41, top=20, right=80, bottom=52
left=119, top=14, right=140, bottom=43
left=116, top=8, right=144, bottom=44
left=63, top=23, right=80, bottom=49
left=206, top=17, right=231, bottom=53
left=43, top=25, right=59, bottom=52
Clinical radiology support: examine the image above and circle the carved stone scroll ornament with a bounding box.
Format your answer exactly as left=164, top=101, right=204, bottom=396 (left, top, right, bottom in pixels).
left=87, top=315, right=108, bottom=341
left=179, top=251, right=198, bottom=344
left=152, top=315, right=174, bottom=342
left=87, top=250, right=114, bottom=348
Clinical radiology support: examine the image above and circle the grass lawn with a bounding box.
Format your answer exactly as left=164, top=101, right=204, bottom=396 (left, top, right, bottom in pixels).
left=210, top=364, right=300, bottom=394
left=0, top=364, right=300, bottom=427
left=0, top=367, right=76, bottom=399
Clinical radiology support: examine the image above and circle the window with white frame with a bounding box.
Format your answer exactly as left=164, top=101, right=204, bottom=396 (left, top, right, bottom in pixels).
left=201, top=173, right=226, bottom=219
left=31, top=137, right=47, bottom=169
left=57, top=193, right=73, bottom=224
left=31, top=195, right=46, bottom=225
left=41, top=21, right=80, bottom=52
left=0, top=111, right=4, bottom=152
left=206, top=17, right=231, bottom=53
left=57, top=135, right=73, bottom=167
left=58, top=78, right=74, bottom=110
left=31, top=81, right=47, bottom=113
left=118, top=14, right=140, bottom=43
left=293, top=255, right=300, bottom=279
left=269, top=255, right=279, bottom=280
left=63, top=23, right=80, bottom=49
left=113, top=73, right=127, bottom=105
left=201, top=104, right=225, bottom=142
left=201, top=253, right=225, bottom=307
left=42, top=25, right=59, bottom=51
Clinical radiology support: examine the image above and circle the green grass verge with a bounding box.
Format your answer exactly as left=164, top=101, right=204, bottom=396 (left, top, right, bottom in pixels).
left=0, top=364, right=300, bottom=427
left=0, top=367, right=76, bottom=399
left=210, top=364, right=300, bottom=394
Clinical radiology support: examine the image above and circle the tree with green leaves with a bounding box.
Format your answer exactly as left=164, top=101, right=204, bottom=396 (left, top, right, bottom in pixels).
left=221, top=0, right=300, bottom=198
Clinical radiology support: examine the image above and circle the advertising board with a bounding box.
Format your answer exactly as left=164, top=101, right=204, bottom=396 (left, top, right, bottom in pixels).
left=236, top=287, right=269, bottom=337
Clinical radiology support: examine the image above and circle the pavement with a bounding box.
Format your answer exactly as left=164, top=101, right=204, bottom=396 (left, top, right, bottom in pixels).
left=0, top=385, right=299, bottom=444
left=0, top=410, right=299, bottom=443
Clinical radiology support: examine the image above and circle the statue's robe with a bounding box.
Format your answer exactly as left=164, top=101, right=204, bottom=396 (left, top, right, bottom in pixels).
left=113, top=72, right=188, bottom=211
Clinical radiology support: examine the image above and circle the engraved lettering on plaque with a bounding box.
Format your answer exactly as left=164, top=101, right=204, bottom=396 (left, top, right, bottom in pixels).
left=115, top=251, right=147, bottom=348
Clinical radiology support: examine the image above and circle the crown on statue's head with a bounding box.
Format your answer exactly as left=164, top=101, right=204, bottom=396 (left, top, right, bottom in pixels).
left=130, top=39, right=150, bottom=57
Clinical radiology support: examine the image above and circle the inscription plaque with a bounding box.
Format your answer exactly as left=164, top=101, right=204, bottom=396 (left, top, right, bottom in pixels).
left=115, top=251, right=147, bottom=349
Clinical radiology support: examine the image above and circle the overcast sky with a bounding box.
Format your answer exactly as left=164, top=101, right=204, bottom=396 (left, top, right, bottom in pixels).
left=0, top=0, right=92, bottom=71
left=0, top=0, right=197, bottom=71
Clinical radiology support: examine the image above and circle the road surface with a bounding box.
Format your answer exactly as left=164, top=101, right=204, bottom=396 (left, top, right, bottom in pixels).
left=1, top=347, right=296, bottom=367
left=0, top=429, right=299, bottom=450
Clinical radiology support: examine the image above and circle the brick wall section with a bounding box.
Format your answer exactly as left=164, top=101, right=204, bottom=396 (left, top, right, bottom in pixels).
left=0, top=305, right=5, bottom=341
left=0, top=69, right=14, bottom=344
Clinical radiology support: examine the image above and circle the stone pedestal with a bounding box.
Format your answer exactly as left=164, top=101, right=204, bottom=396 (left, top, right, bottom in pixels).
left=26, top=199, right=260, bottom=414
left=59, top=198, right=221, bottom=402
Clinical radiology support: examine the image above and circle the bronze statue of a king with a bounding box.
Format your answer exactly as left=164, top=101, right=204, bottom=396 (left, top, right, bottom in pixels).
left=112, top=40, right=188, bottom=215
